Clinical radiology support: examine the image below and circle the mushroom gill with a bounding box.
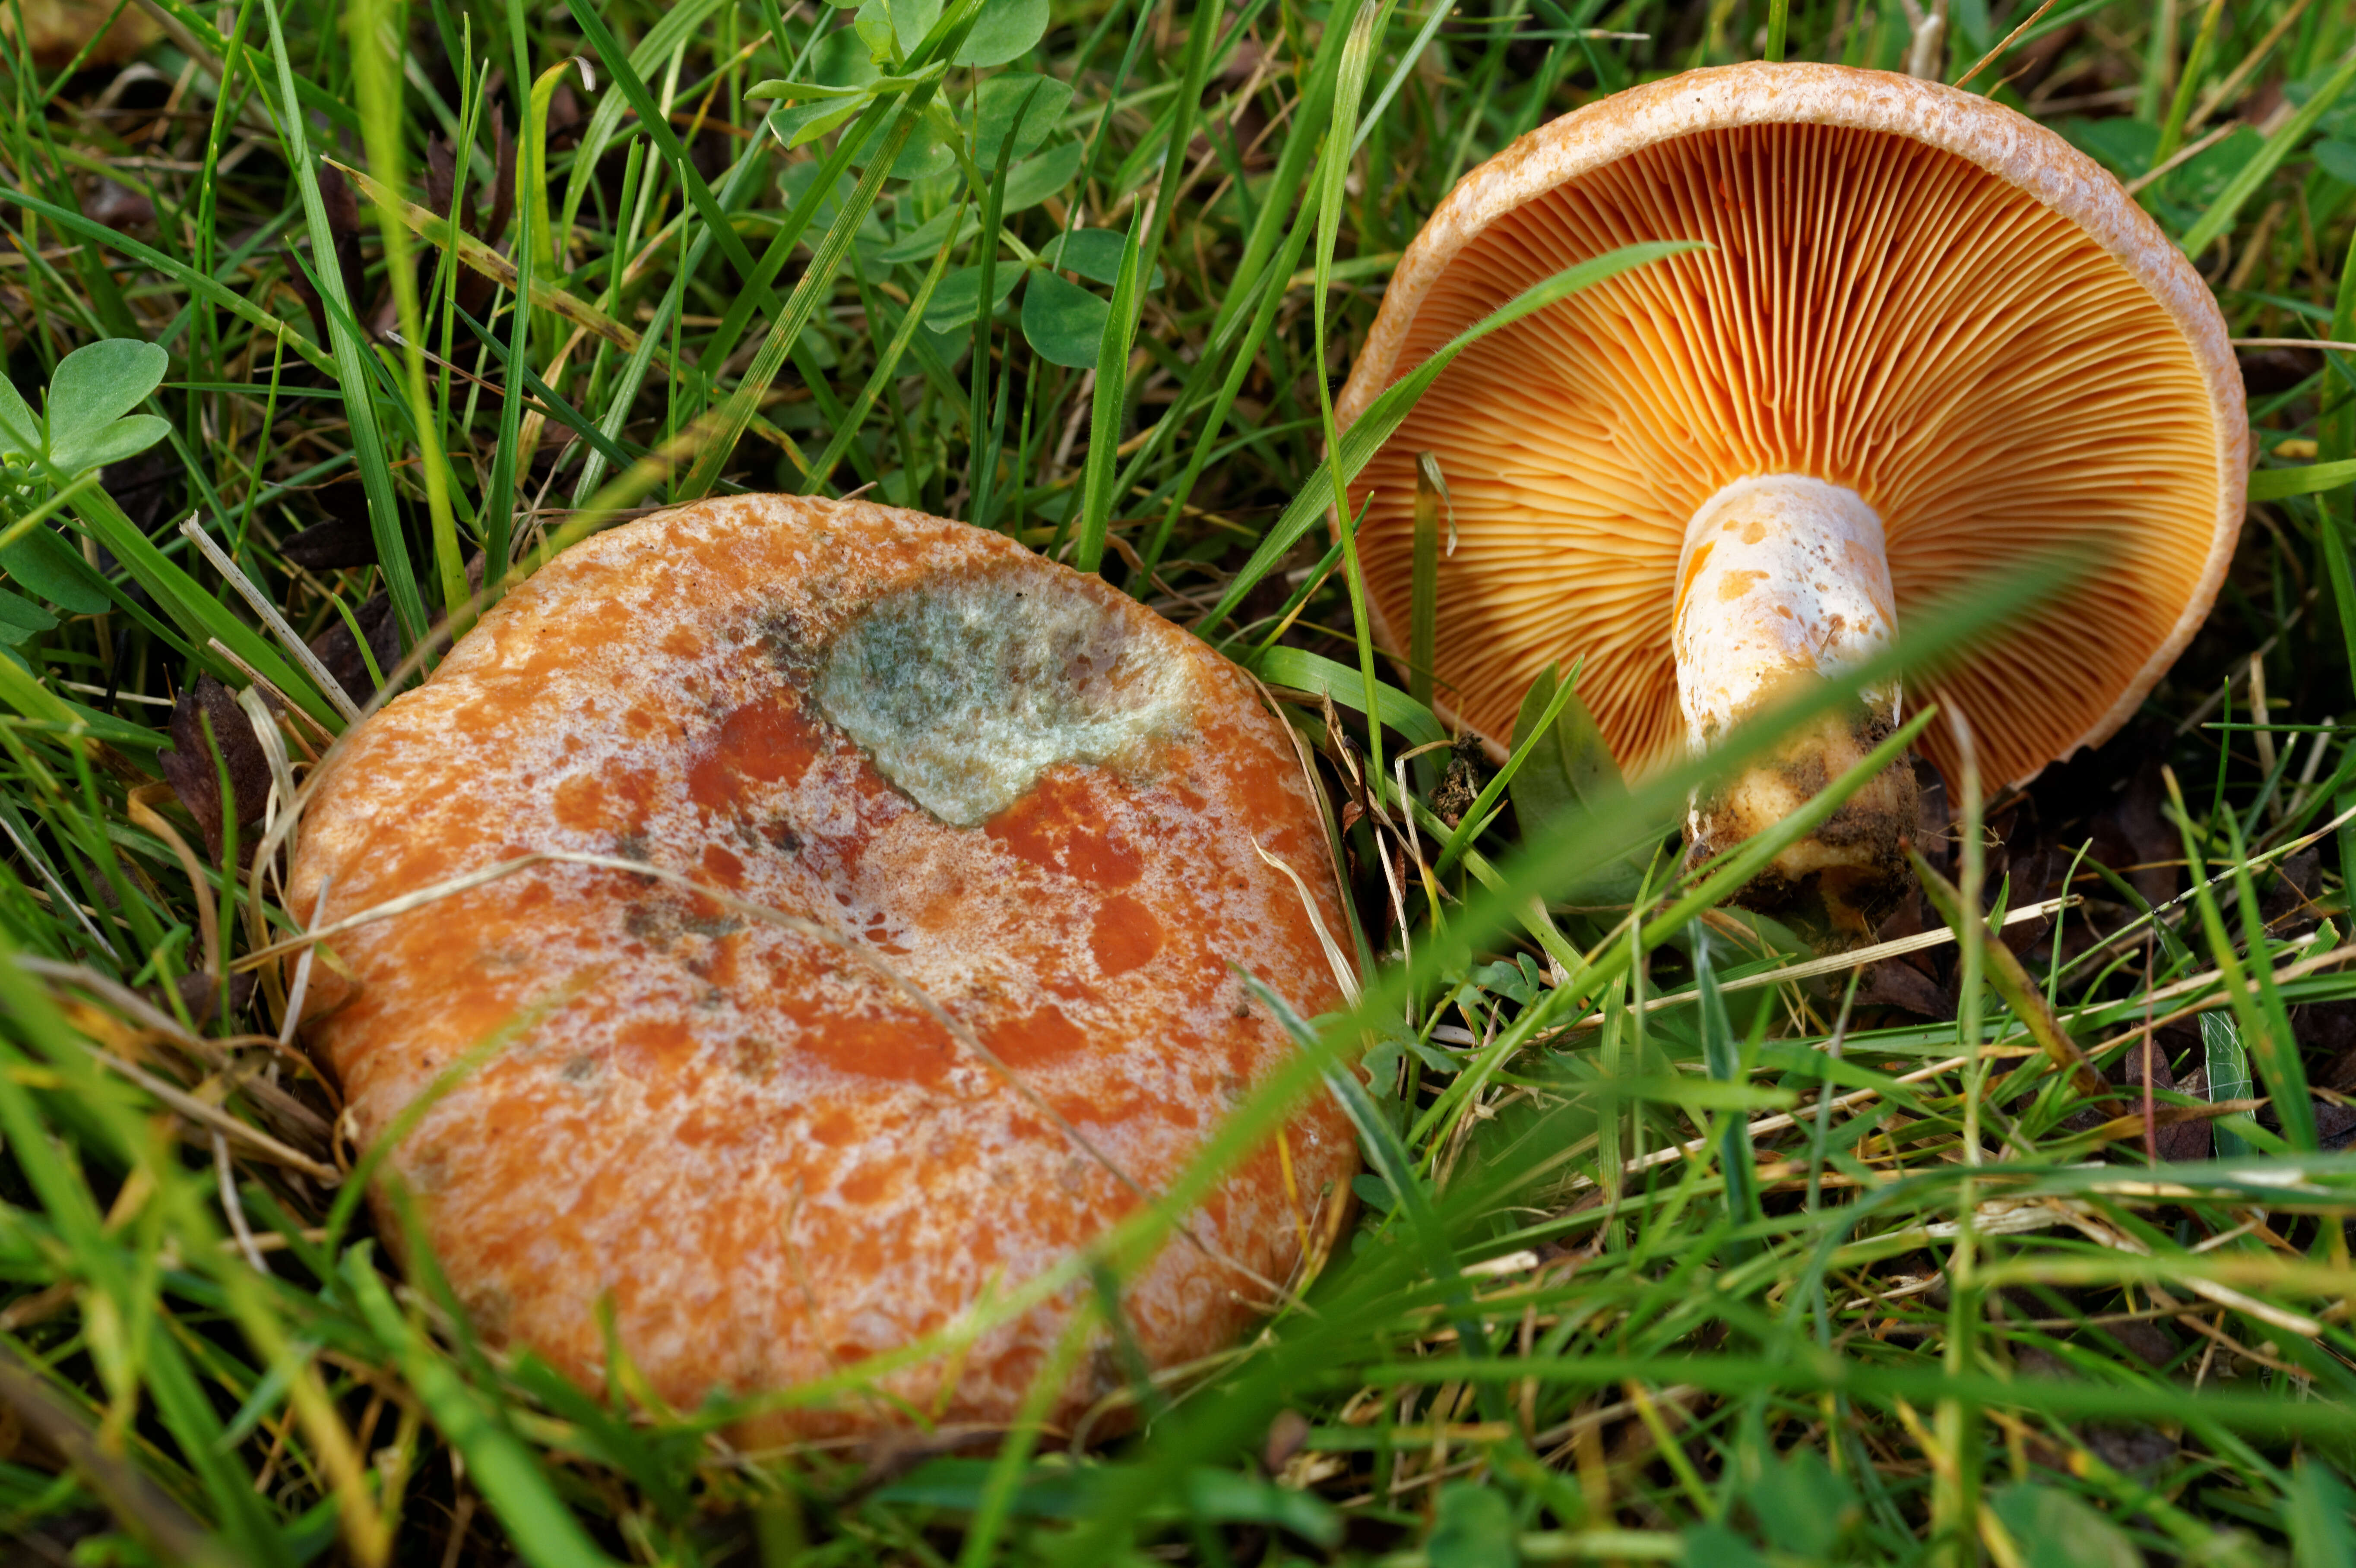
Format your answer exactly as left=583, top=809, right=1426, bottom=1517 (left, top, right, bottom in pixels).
left=1349, top=117, right=2226, bottom=797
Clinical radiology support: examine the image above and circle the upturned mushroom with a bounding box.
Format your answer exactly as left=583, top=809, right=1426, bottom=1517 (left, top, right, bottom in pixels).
left=1338, top=63, right=2245, bottom=931
left=289, top=495, right=1358, bottom=1441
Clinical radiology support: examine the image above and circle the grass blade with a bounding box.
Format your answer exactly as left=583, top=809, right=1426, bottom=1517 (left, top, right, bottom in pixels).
left=344, top=1247, right=627, bottom=1568
left=255, top=0, right=426, bottom=650
left=2179, top=45, right=2356, bottom=257
left=1071, top=202, right=1148, bottom=572
left=2161, top=768, right=2317, bottom=1150
left=800, top=201, right=969, bottom=493
left=1692, top=924, right=1761, bottom=1258
left=2250, top=458, right=2356, bottom=499
left=353, top=0, right=467, bottom=623
left=1408, top=453, right=1443, bottom=712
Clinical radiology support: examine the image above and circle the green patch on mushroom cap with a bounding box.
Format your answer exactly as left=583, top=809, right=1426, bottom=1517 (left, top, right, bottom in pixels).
left=812, top=564, right=1192, bottom=826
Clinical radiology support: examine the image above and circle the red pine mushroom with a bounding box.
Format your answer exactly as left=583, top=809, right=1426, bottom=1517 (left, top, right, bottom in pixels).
left=290, top=494, right=1360, bottom=1441
left=1340, top=64, right=2246, bottom=930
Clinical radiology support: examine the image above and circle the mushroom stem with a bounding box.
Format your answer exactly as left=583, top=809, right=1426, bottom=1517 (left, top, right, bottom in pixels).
left=1673, top=474, right=1919, bottom=935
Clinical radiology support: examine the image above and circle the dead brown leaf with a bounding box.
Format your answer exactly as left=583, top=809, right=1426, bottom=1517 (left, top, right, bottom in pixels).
left=156, top=674, right=270, bottom=861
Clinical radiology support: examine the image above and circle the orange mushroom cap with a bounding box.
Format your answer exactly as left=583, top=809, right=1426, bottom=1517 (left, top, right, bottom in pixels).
left=289, top=495, right=1358, bottom=1442
left=0, top=0, right=157, bottom=68
left=1337, top=63, right=2246, bottom=797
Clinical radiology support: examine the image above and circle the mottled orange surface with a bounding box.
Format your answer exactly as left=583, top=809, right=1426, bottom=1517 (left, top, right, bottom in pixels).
left=290, top=495, right=1359, bottom=1441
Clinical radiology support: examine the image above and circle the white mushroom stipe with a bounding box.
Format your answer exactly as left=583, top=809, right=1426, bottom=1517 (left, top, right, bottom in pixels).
left=1674, top=476, right=1919, bottom=930
left=1673, top=475, right=1898, bottom=749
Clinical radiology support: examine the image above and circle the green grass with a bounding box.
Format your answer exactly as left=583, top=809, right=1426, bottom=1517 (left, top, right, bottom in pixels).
left=2, top=0, right=2356, bottom=1562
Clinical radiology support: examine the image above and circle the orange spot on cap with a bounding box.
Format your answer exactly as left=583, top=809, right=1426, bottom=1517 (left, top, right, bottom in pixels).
left=687, top=699, right=822, bottom=812
left=986, top=771, right=1142, bottom=887
left=1089, top=894, right=1165, bottom=977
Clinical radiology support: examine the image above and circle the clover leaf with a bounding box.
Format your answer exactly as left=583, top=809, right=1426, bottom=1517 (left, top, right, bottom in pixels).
left=954, top=0, right=1047, bottom=66
left=0, top=338, right=172, bottom=616
left=0, top=339, right=171, bottom=480
left=0, top=375, right=37, bottom=461
left=1020, top=271, right=1108, bottom=368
